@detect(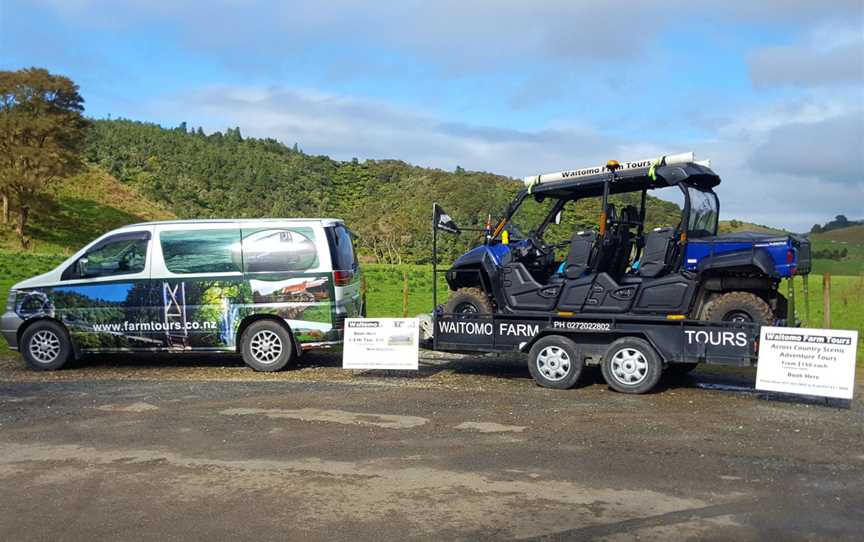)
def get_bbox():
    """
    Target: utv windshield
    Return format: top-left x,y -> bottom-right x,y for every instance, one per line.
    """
687,186 -> 718,238
506,195 -> 559,240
